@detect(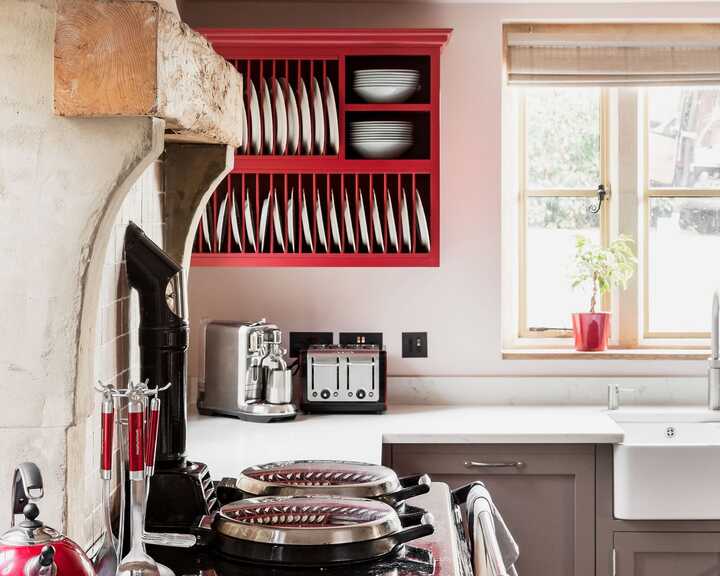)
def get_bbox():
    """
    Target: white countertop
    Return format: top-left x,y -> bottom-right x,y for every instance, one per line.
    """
187,405 -> 624,478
